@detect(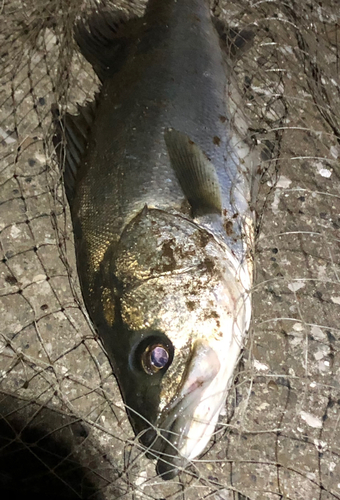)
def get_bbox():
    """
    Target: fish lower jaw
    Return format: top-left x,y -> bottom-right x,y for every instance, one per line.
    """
181,410 -> 222,462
